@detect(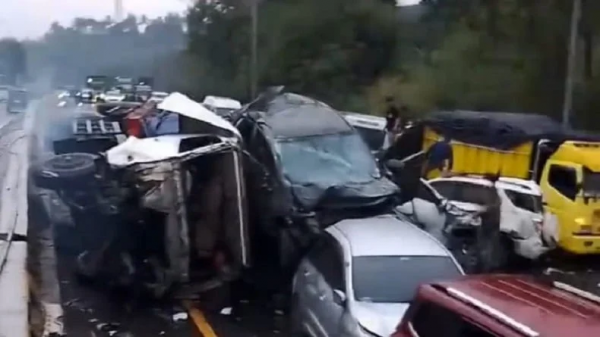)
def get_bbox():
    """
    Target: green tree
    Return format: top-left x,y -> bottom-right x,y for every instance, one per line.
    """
0,38 -> 26,85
